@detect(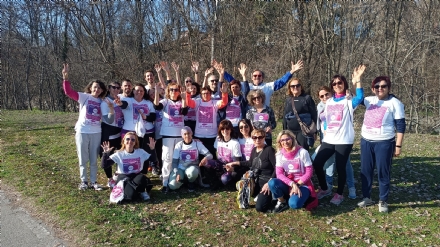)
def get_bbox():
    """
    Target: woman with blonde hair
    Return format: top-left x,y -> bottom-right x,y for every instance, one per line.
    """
268,130 -> 318,212
246,89 -> 276,146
